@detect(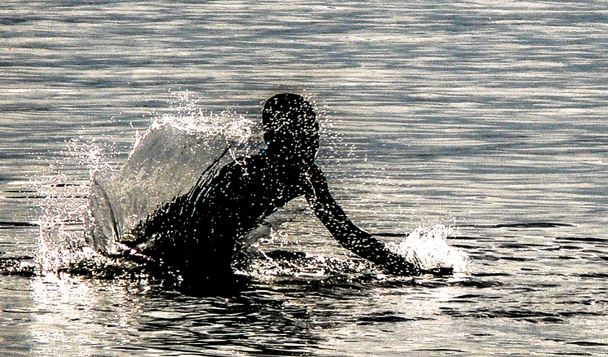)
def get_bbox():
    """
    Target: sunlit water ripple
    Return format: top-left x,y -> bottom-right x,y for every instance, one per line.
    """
1,1 -> 607,356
